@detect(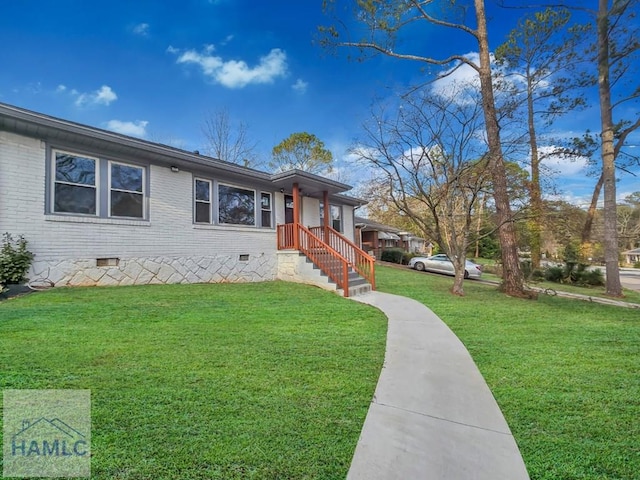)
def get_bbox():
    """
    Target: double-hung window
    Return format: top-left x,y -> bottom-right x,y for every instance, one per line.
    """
319,202 -> 343,232
53,152 -> 98,215
110,162 -> 144,218
260,193 -> 272,228
51,149 -> 147,219
194,179 -> 212,223
331,205 -> 342,232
